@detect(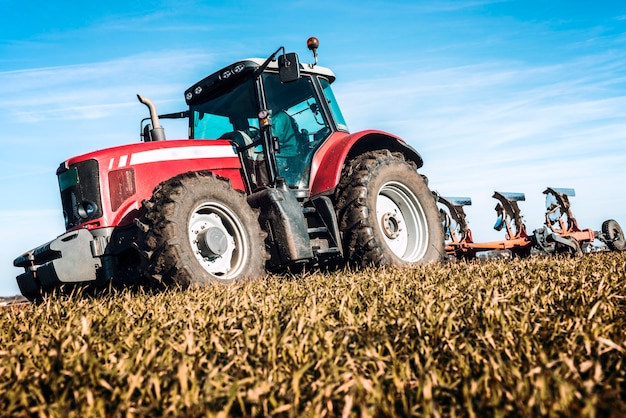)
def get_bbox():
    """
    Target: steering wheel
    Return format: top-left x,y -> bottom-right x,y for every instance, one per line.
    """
246,126 -> 260,141
313,127 -> 331,143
